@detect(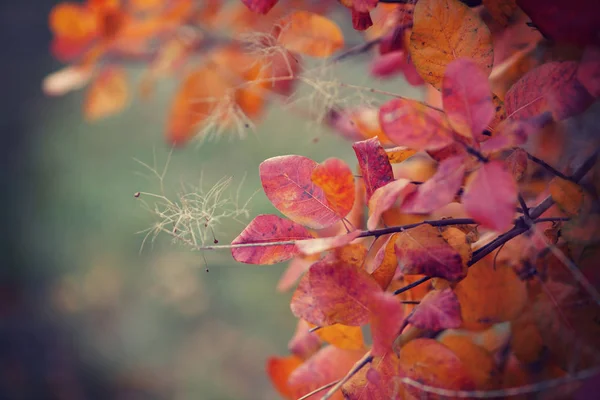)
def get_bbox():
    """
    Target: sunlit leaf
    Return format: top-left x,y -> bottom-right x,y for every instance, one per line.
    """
369,233 -> 400,290
267,354 -> 303,399
84,67 -> 129,121
43,65 -> 94,97
408,288 -> 461,331
311,157 -> 355,218
311,323 -> 365,351
409,0 -> 493,89
276,11 -> 344,57
462,161 -> 517,232
260,155 -> 344,229
379,98 -> 454,151
442,58 -> 494,139
296,230 -> 361,255
231,214 -> 312,264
